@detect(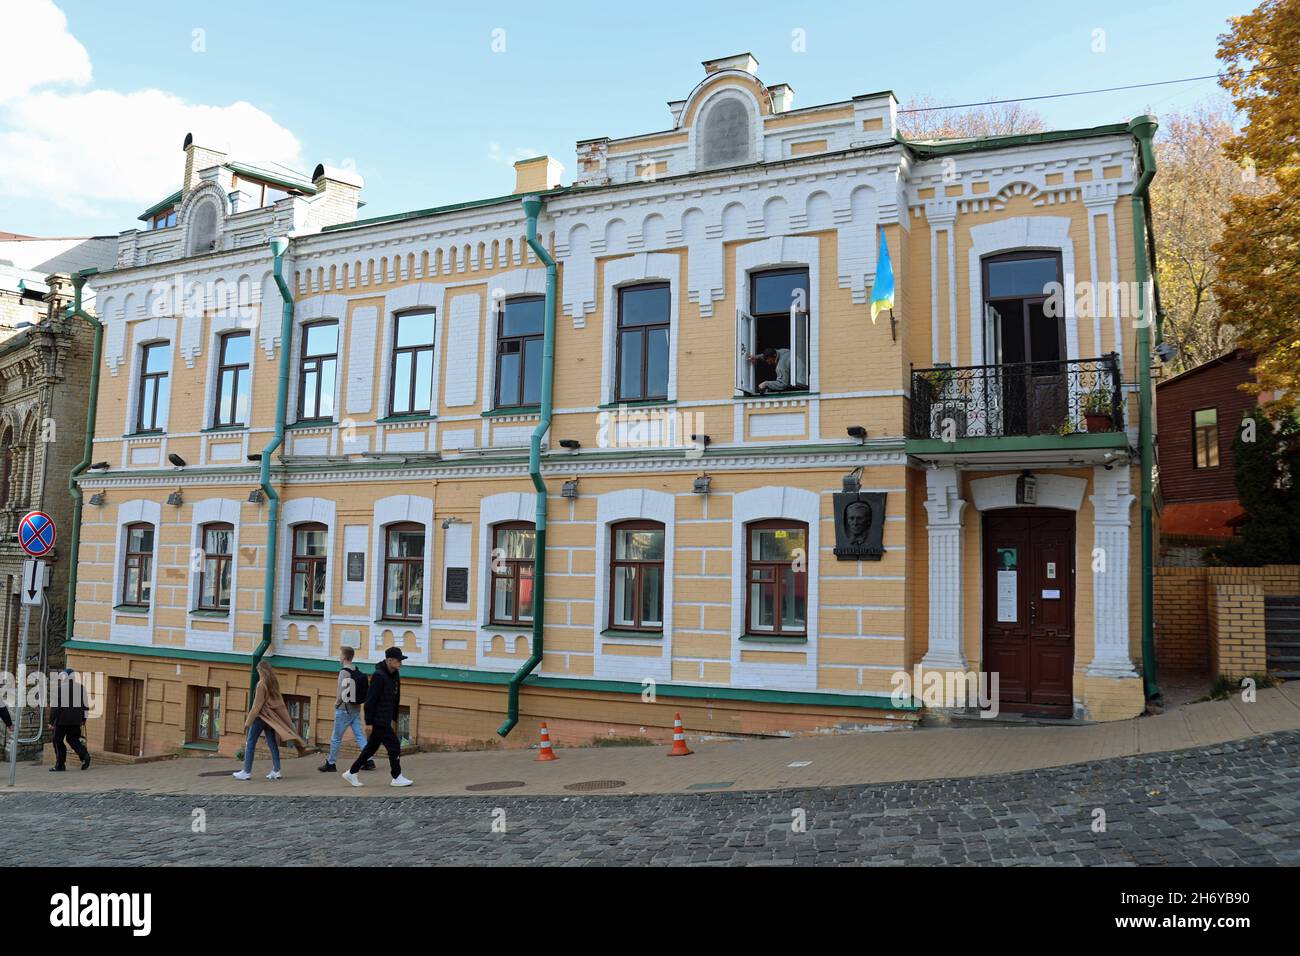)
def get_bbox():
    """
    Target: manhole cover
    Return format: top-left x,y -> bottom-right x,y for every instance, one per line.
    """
465,780 -> 527,792
563,779 -> 626,792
